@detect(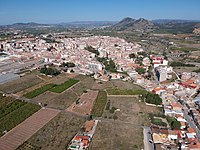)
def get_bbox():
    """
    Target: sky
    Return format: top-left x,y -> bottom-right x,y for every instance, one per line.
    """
0,0 -> 200,25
